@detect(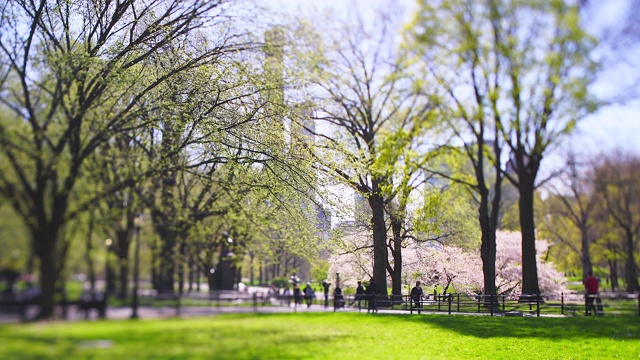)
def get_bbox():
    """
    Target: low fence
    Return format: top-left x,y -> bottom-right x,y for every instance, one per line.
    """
136,290 -> 639,318
1,290 -> 638,321
350,292 -> 640,317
